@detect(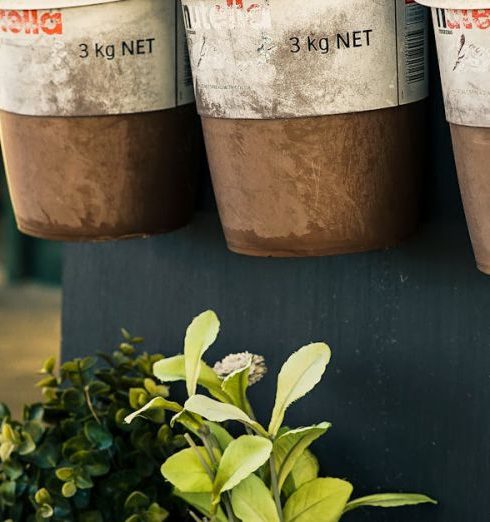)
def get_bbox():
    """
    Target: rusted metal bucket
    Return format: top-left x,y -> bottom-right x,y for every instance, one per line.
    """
418,0 -> 490,273
0,0 -> 198,241
183,0 -> 429,257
